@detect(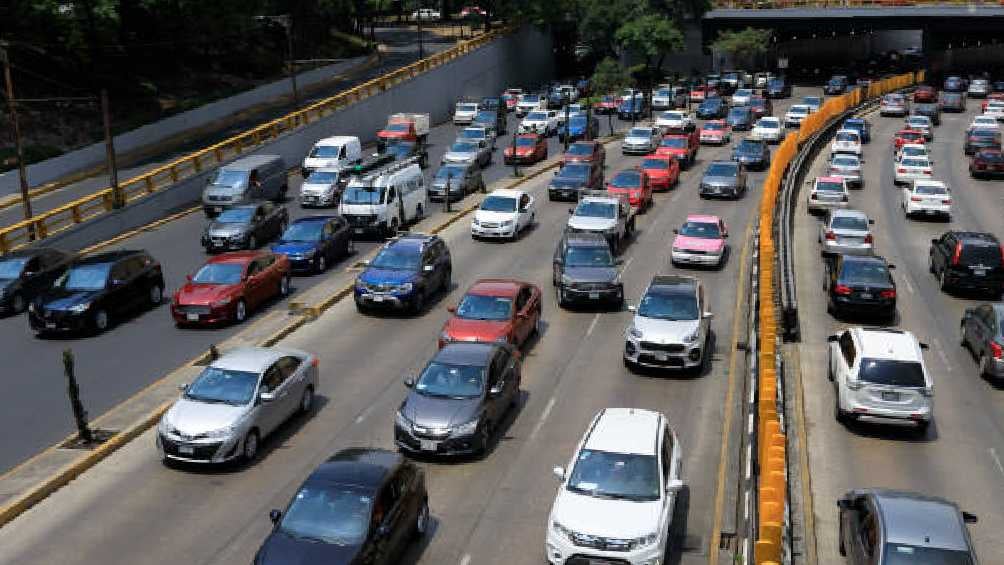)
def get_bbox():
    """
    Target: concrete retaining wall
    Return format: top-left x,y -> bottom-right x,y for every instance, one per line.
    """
36,25 -> 554,253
